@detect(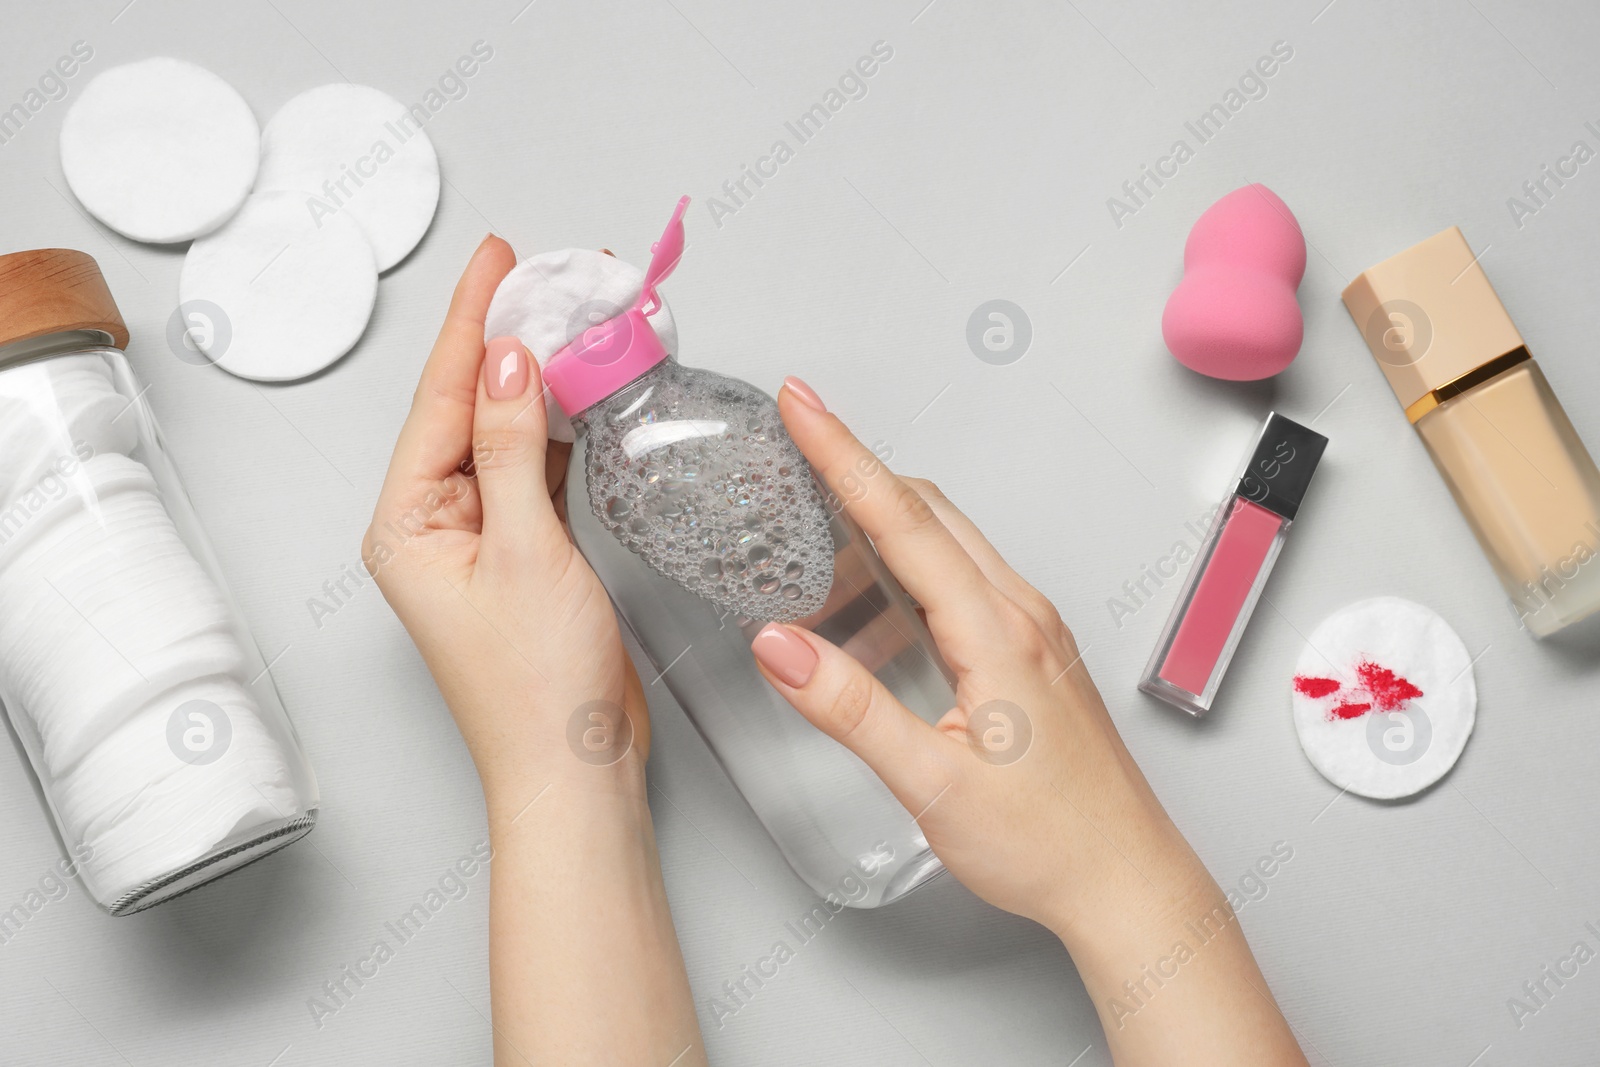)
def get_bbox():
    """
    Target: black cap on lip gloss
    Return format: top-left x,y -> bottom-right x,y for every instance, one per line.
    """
1236,412 -> 1327,522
